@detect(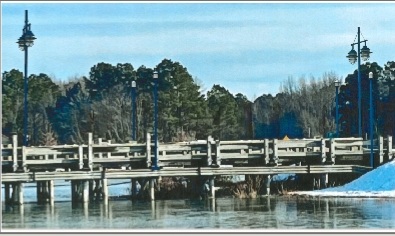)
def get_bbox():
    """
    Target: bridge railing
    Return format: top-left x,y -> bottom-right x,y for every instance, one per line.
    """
2,133 -> 393,173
